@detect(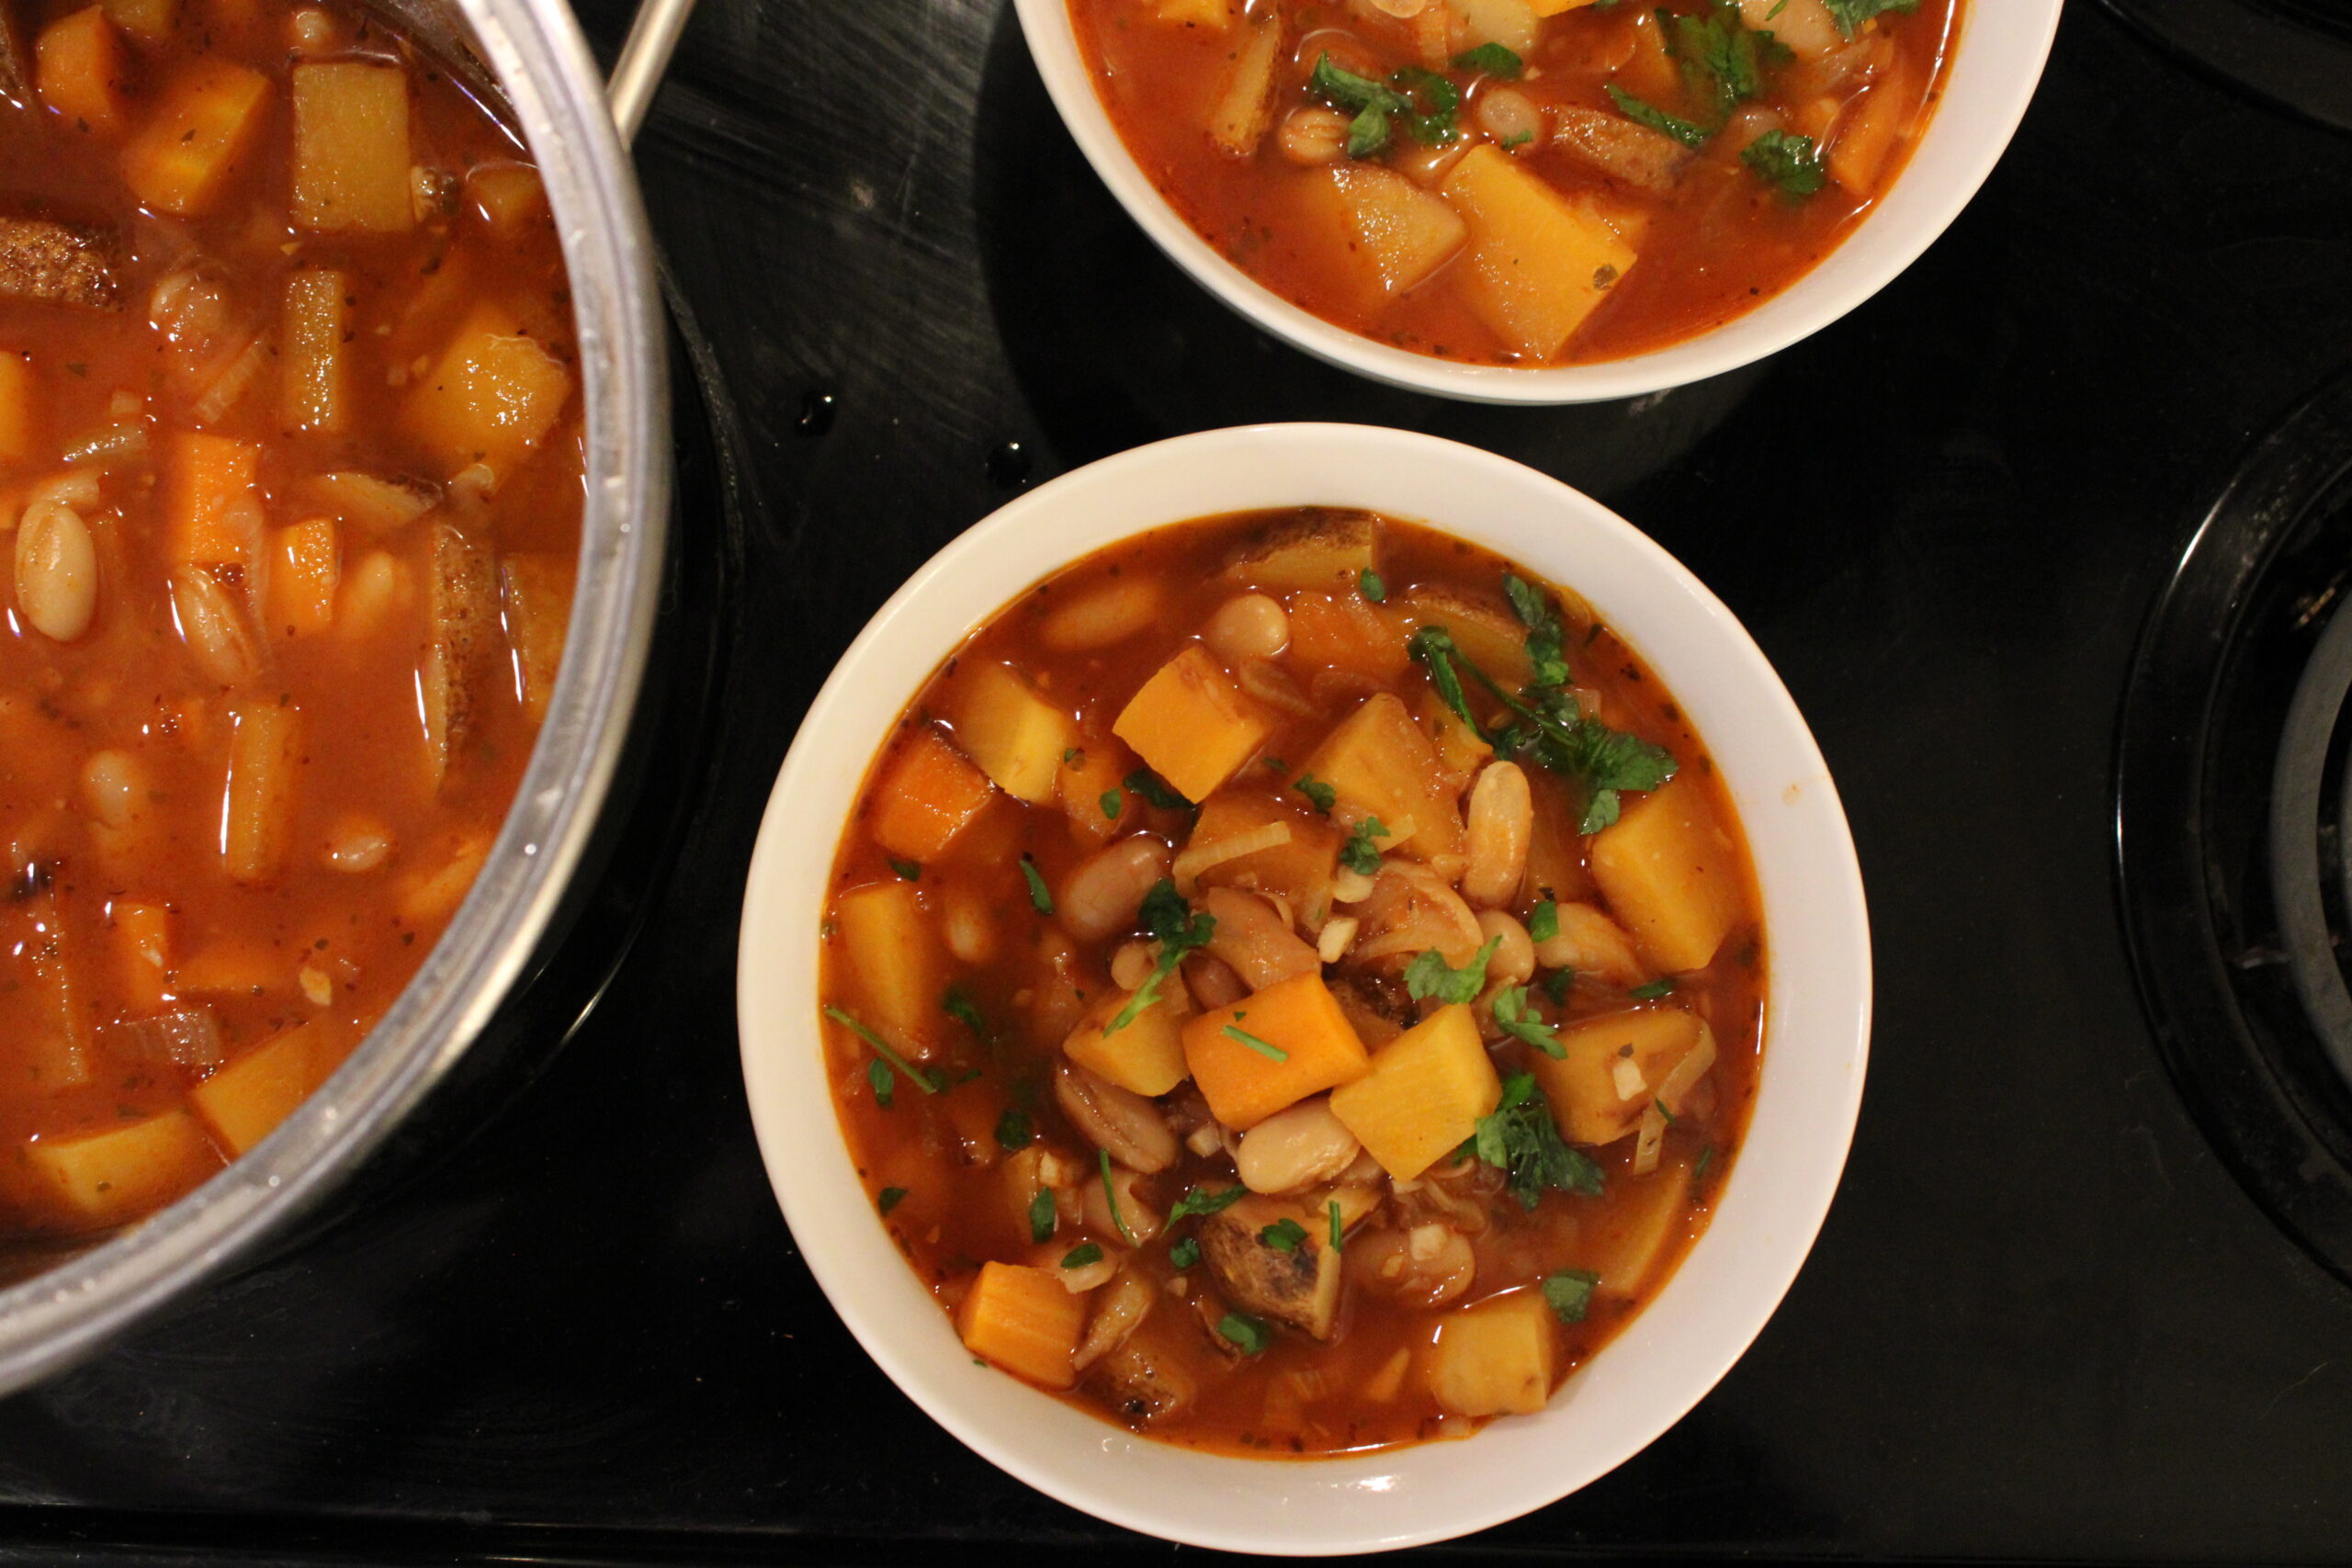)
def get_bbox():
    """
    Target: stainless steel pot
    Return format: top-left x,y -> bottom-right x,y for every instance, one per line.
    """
0,0 -> 686,1393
